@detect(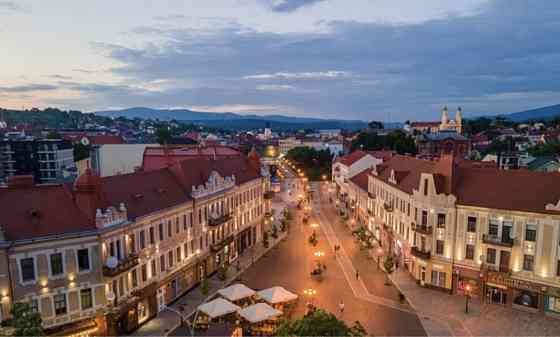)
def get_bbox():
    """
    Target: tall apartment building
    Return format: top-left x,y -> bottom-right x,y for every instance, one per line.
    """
0,151 -> 269,336
0,138 -> 75,183
340,153 -> 560,317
